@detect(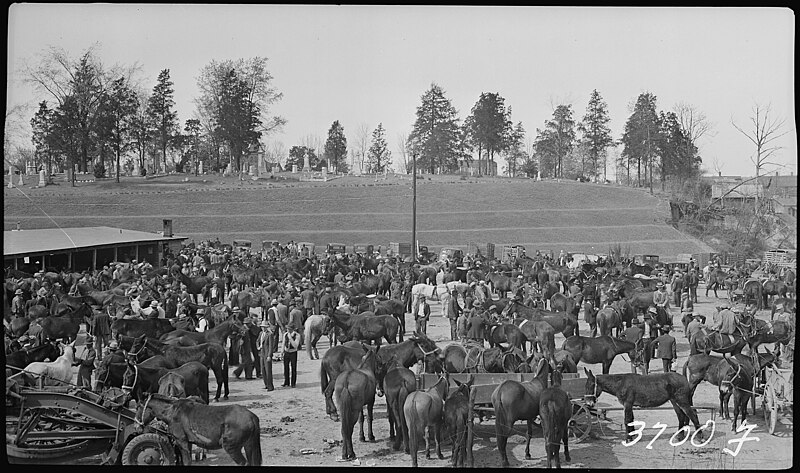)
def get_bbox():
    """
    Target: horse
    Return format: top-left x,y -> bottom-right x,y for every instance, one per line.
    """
334,348 -> 380,461
682,353 -> 745,421
112,318 -> 176,340
127,335 -> 230,402
705,269 -> 733,298
747,319 -> 793,358
539,369 -> 572,469
403,373 -> 449,467
596,303 -> 624,337
158,371 -> 188,398
122,359 -> 209,404
22,343 -> 75,387
491,358 -> 551,468
304,314 -> 332,360
721,358 -> 754,432
159,316 -> 244,347
512,317 -> 557,367
584,368 -> 703,442
39,303 -> 94,343
440,343 -> 521,373
443,375 -> 474,468
503,300 -> 578,338
485,322 -> 528,354
561,335 -> 636,374
383,363 -> 417,453
762,280 -> 788,308
740,279 -> 764,310
689,329 -> 747,357
487,272 -> 517,298
6,340 -> 61,371
94,358 -> 128,392
373,299 -> 407,341
136,393 -> 261,466
328,310 -> 399,348
172,269 -> 213,303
